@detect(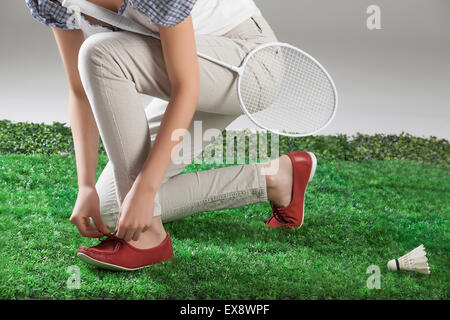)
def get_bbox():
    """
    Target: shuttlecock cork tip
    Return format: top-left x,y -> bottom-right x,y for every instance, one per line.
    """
387,259 -> 398,271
